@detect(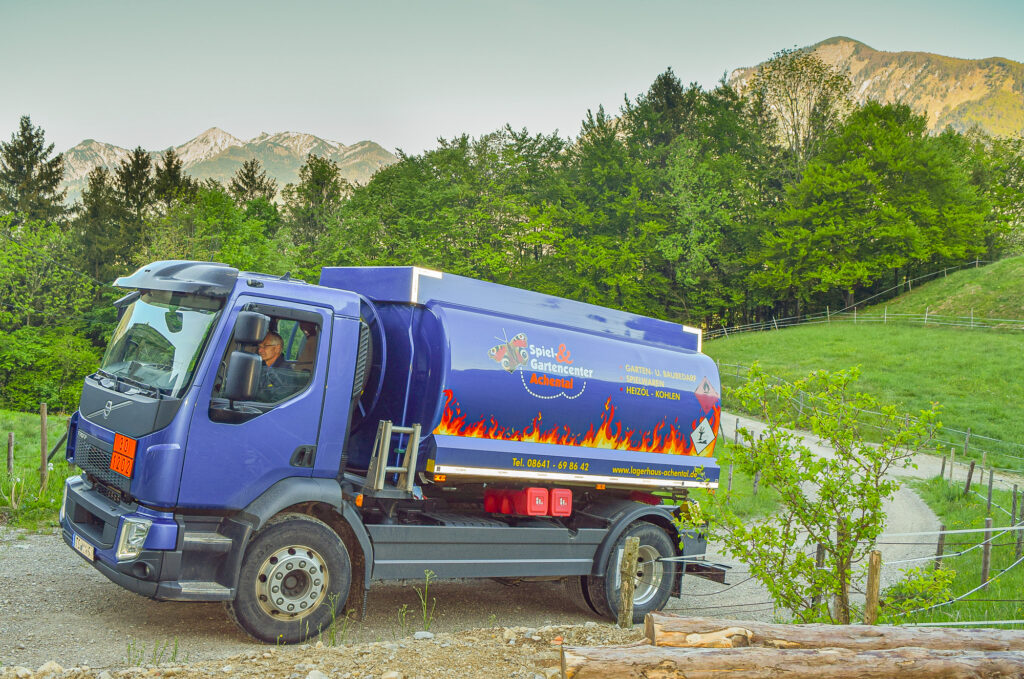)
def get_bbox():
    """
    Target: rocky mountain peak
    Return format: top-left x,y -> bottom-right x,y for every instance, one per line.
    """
58,129 -> 398,204
174,127 -> 246,166
729,36 -> 1024,138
